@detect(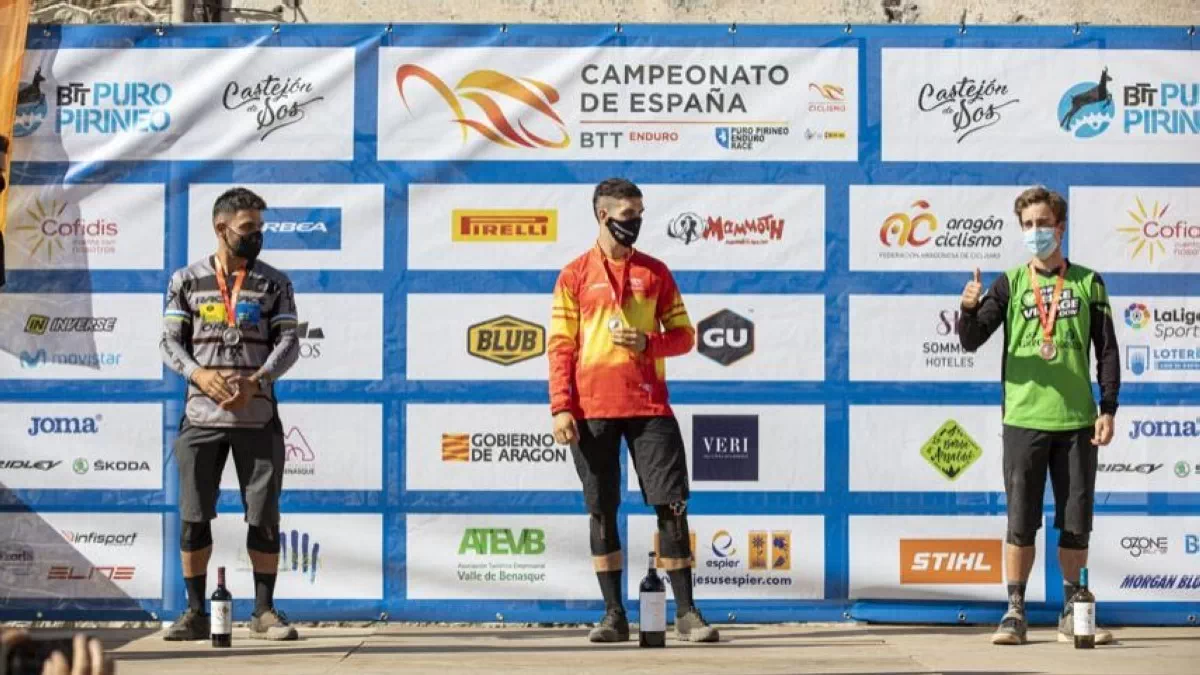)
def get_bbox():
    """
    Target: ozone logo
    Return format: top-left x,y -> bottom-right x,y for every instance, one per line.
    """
1125,303 -> 1151,330
1058,67 -> 1115,139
